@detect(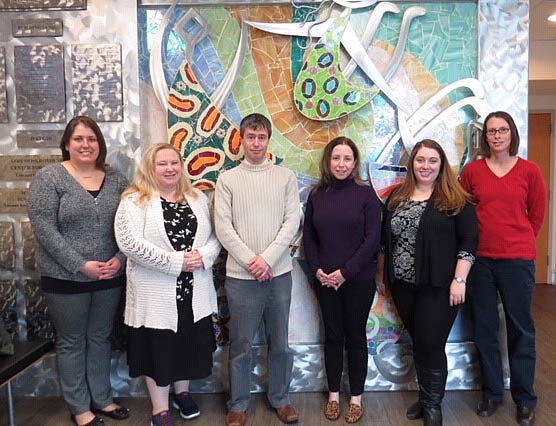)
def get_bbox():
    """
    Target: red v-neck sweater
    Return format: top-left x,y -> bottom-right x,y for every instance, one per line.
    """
460,157 -> 546,260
